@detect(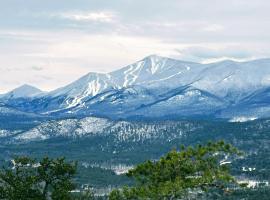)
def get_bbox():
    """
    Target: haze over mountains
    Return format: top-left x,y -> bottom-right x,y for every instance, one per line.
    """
2,55 -> 270,120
